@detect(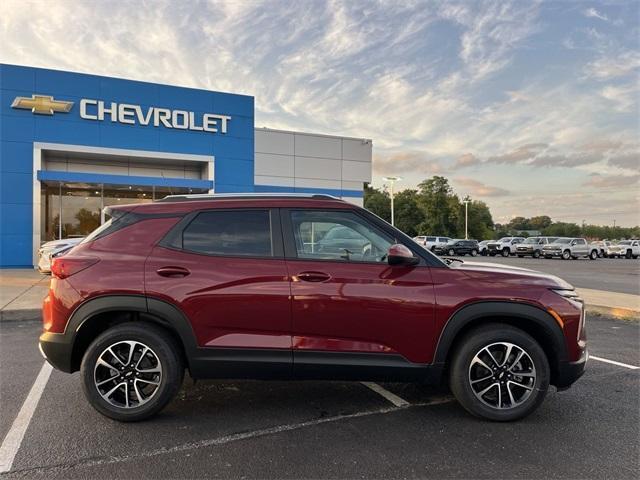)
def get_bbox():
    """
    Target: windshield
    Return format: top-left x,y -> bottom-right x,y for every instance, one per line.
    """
523,237 -> 539,244
618,240 -> 631,245
555,238 -> 572,244
497,237 -> 512,242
